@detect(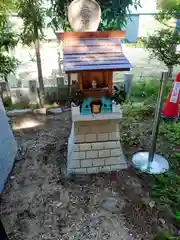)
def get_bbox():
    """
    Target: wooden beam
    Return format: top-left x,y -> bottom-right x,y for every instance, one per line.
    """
78,73 -> 83,91
64,59 -> 129,67
108,71 -> 113,96
56,31 -> 126,41
64,45 -> 122,54
63,38 -> 121,47
64,63 -> 131,72
65,68 -> 131,73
